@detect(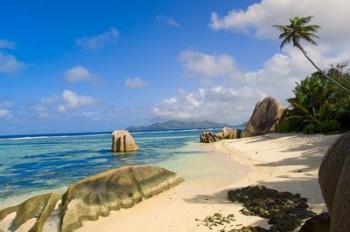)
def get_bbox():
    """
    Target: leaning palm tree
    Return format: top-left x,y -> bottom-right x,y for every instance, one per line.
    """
274,16 -> 350,92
